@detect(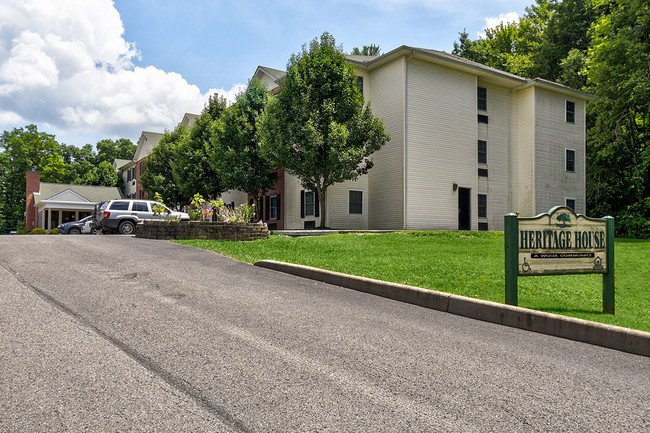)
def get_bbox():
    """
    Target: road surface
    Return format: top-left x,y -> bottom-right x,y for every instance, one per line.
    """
1,235 -> 648,432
